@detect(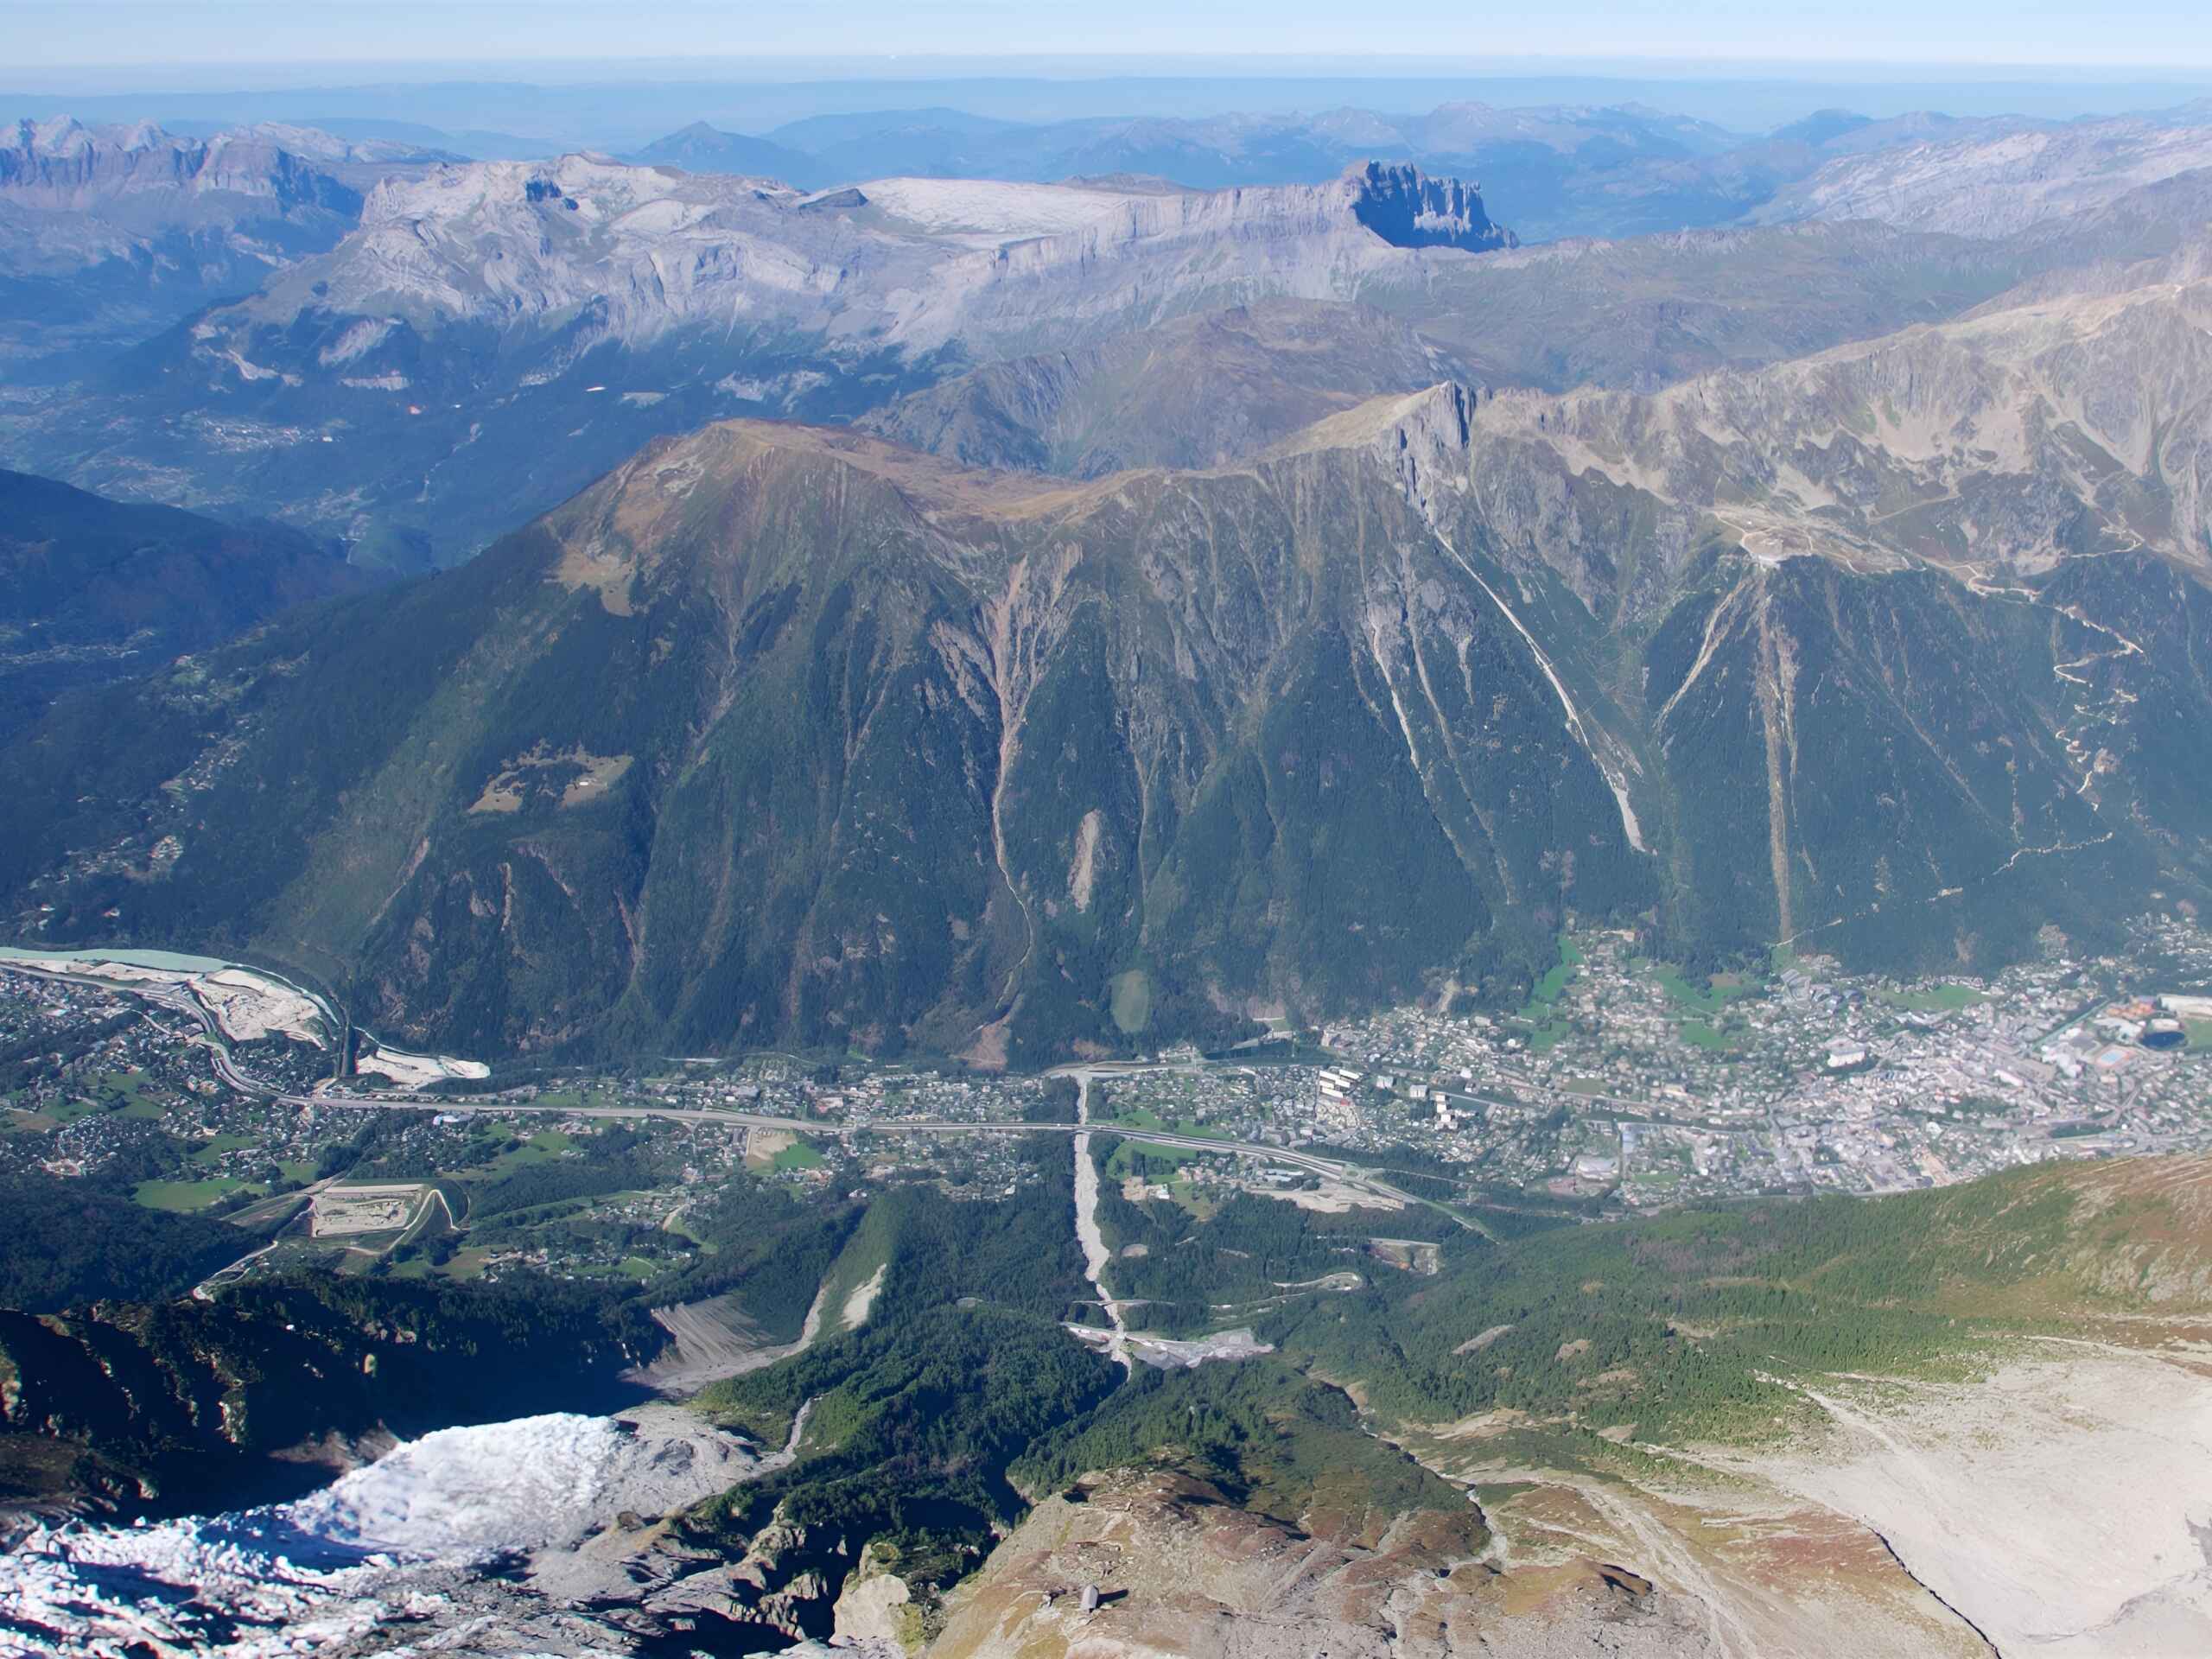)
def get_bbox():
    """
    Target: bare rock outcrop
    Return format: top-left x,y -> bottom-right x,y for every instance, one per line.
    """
928,1469 -> 1707,1659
